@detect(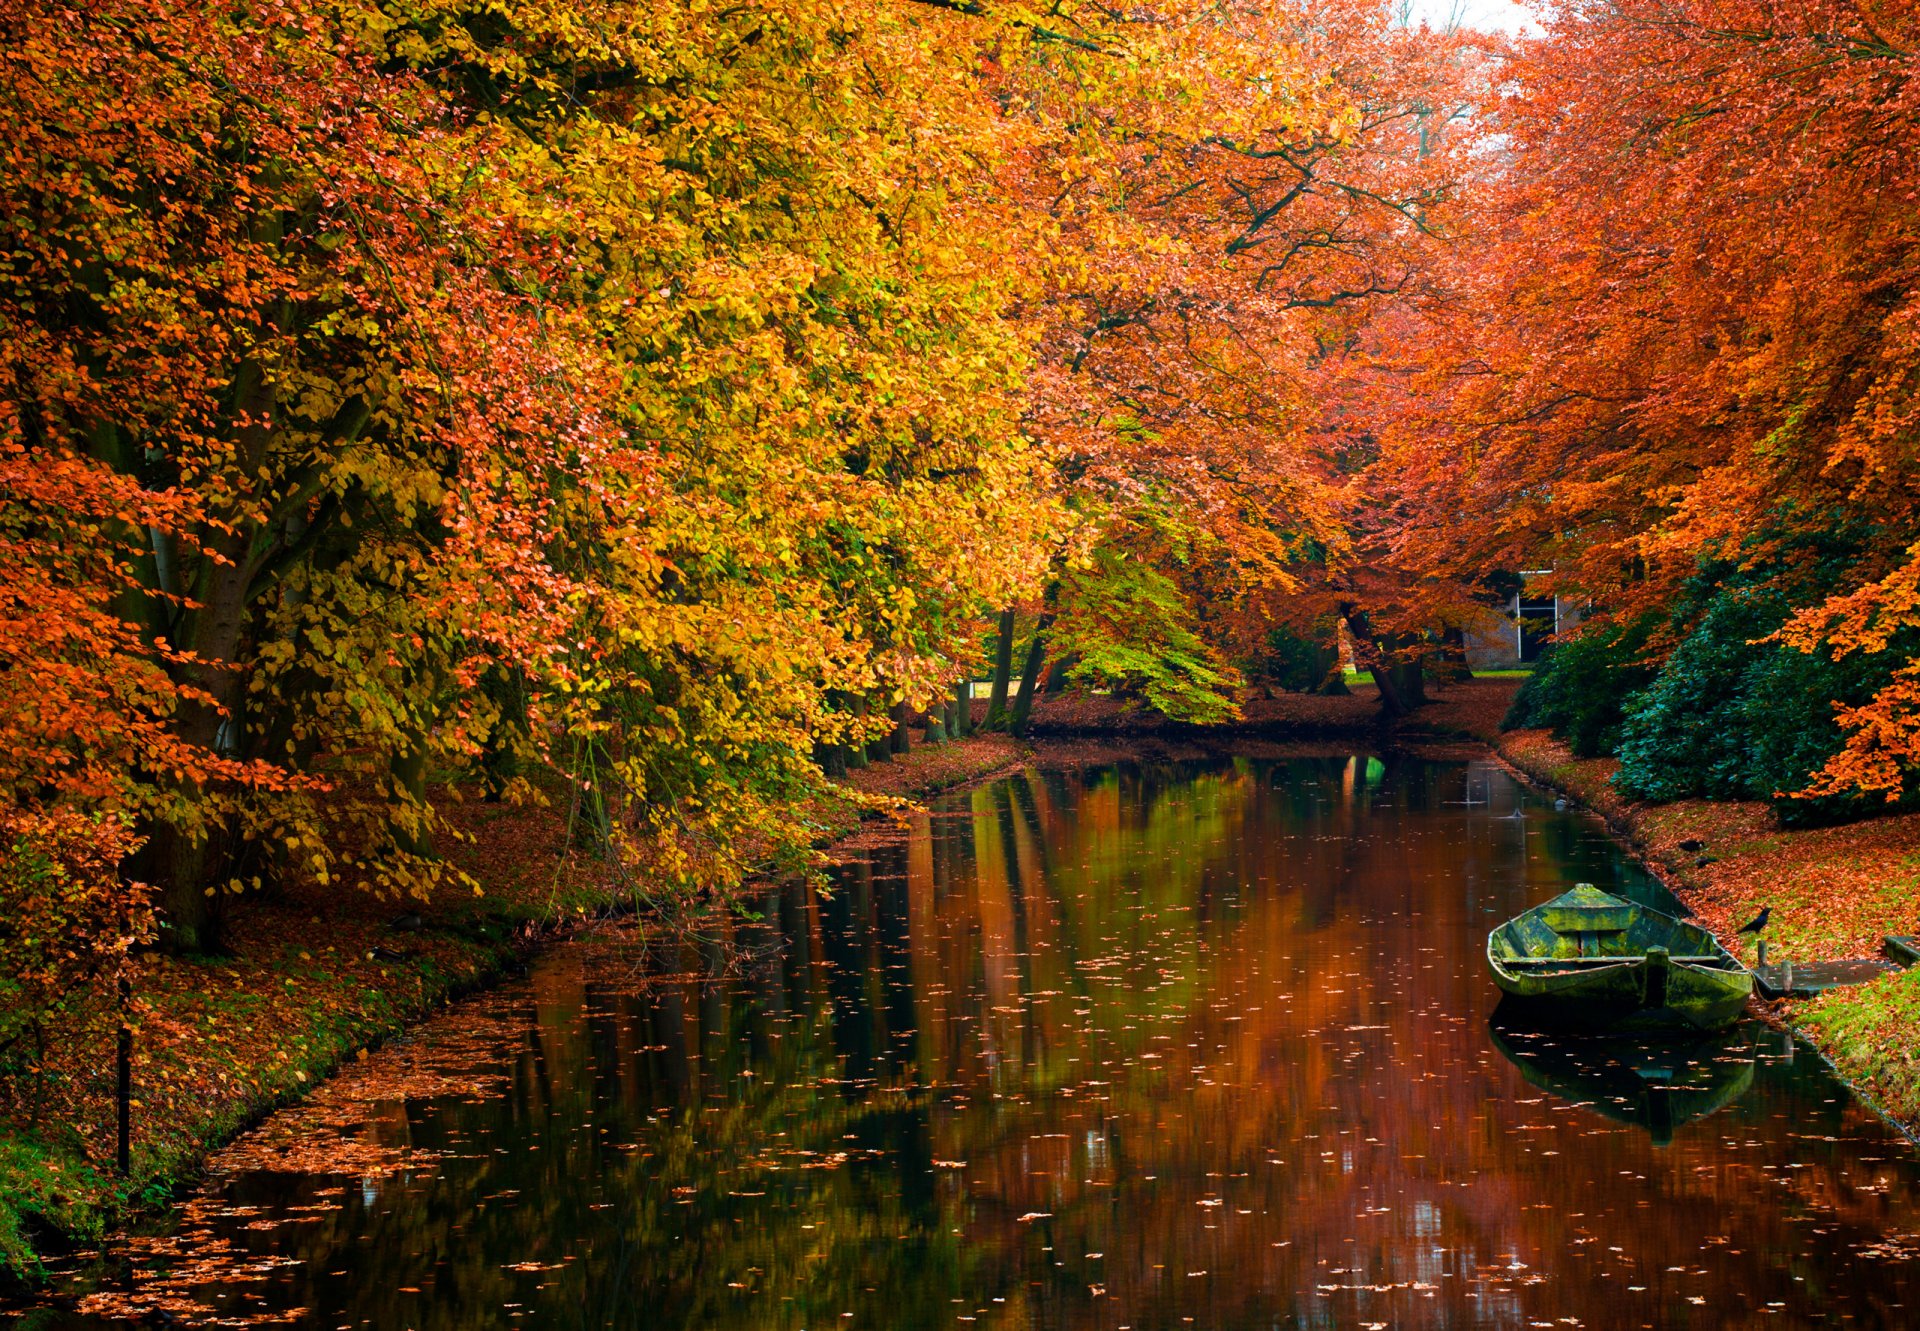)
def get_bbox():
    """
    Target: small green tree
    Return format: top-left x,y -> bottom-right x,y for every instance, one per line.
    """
1052,548 -> 1241,724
